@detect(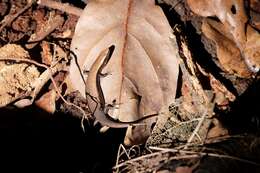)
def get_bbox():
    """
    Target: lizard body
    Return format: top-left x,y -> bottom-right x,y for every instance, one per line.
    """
85,45 -> 158,128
